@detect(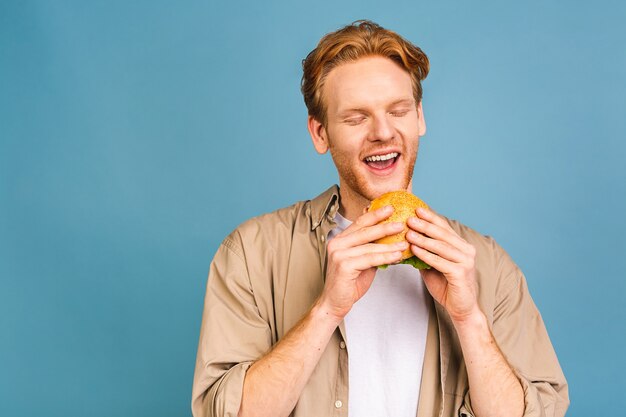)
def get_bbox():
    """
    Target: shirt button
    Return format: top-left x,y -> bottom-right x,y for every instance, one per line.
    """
335,400 -> 343,409
321,235 -> 326,242
339,341 -> 346,349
